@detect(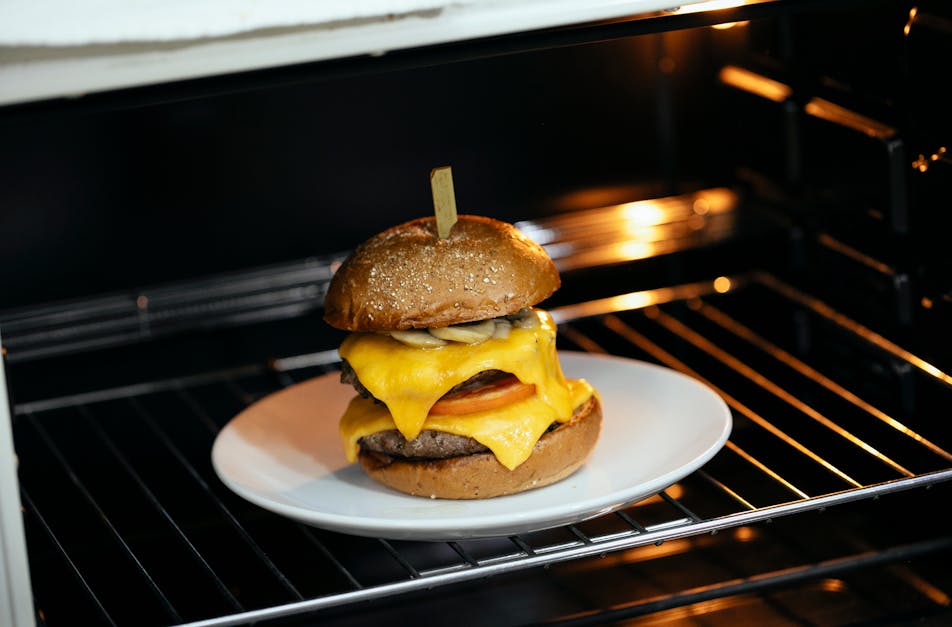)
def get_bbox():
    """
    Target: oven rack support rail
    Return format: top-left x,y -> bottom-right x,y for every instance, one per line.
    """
7,271 -> 952,627
172,477 -> 952,627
